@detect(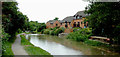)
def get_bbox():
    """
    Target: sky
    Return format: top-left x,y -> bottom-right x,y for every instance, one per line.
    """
16,0 -> 90,23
